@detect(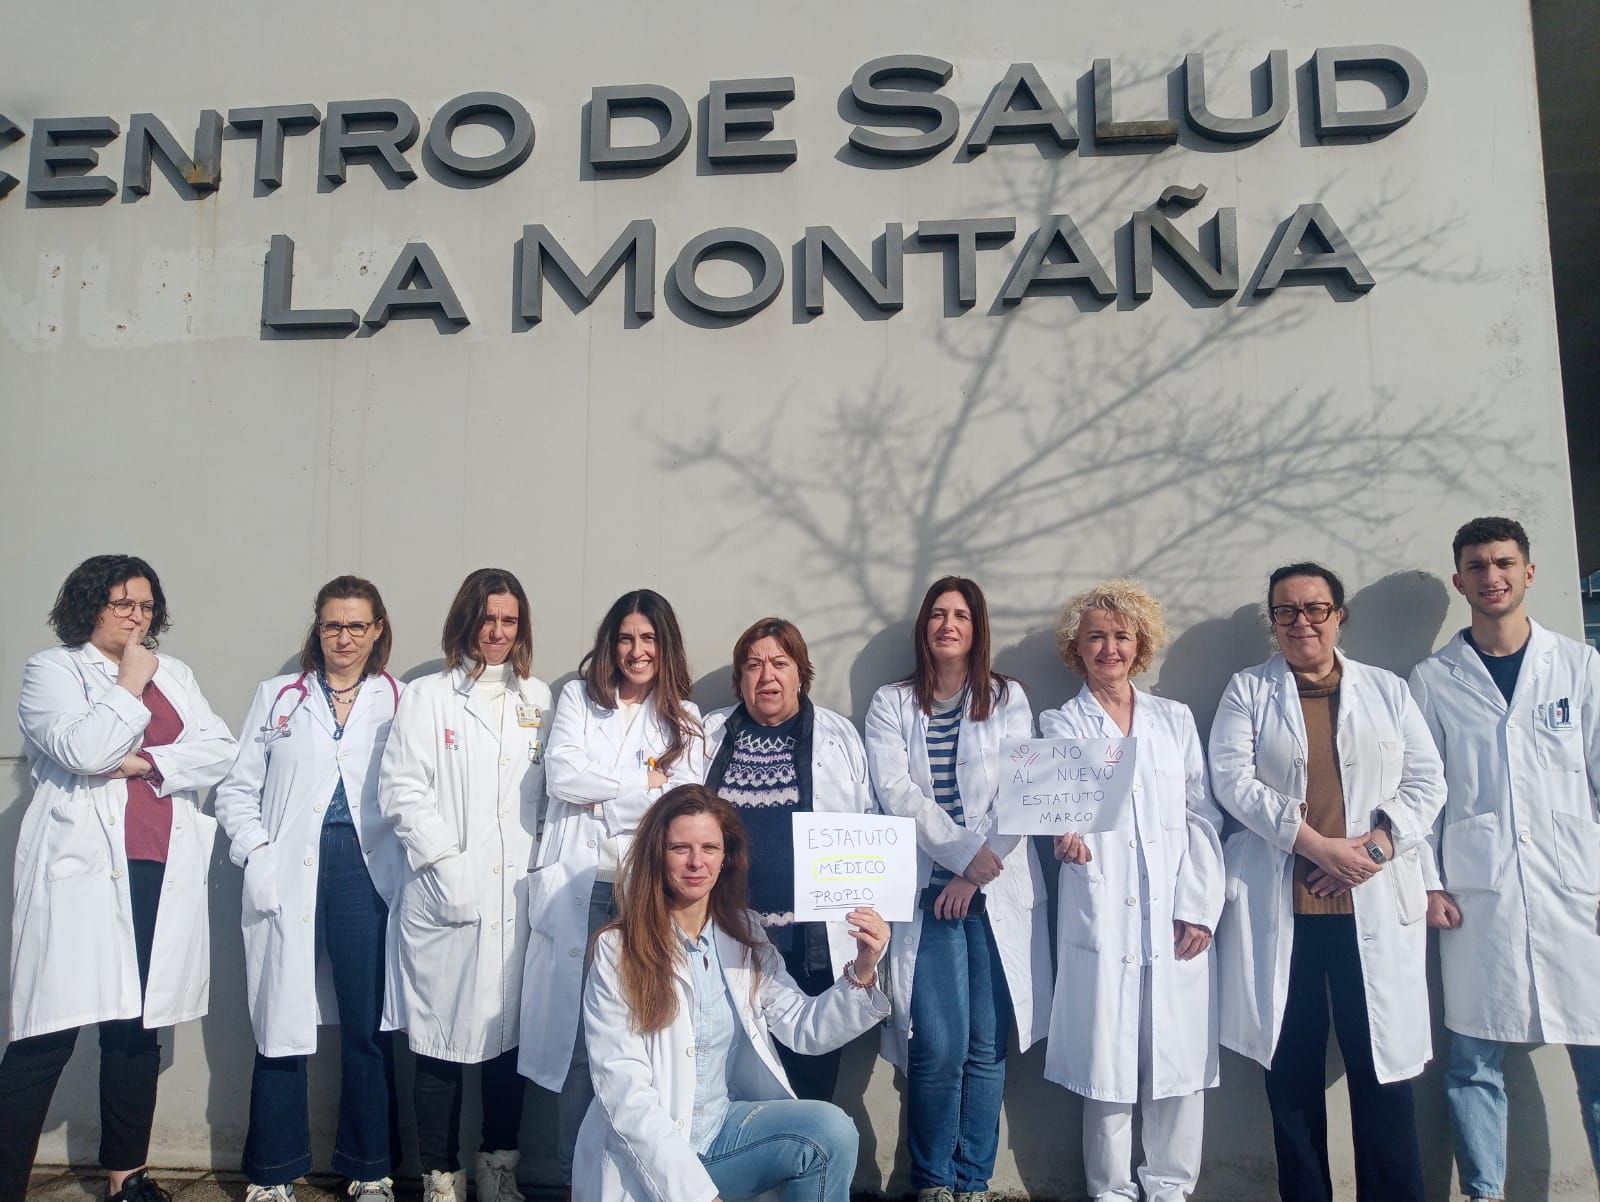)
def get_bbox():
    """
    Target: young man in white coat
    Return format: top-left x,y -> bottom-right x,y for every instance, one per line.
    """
1408,516 -> 1600,1202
